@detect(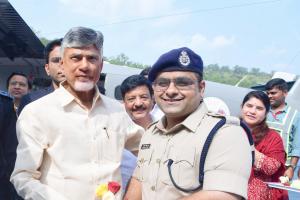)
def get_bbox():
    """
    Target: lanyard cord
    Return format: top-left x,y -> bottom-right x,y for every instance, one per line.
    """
167,118 -> 254,193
